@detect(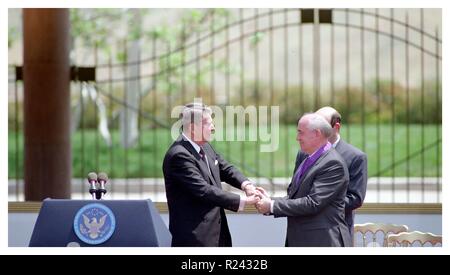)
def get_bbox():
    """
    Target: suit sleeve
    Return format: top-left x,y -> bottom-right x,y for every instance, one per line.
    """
167,152 -> 241,212
272,160 -> 347,217
345,153 -> 368,211
214,149 -> 248,190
